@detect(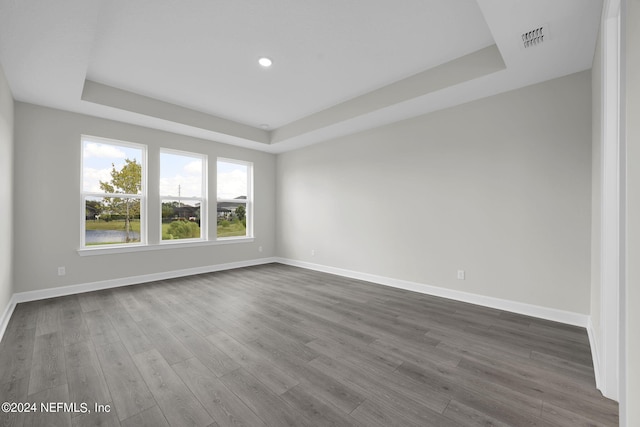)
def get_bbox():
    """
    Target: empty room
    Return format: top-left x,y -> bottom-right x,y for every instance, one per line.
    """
0,0 -> 637,426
